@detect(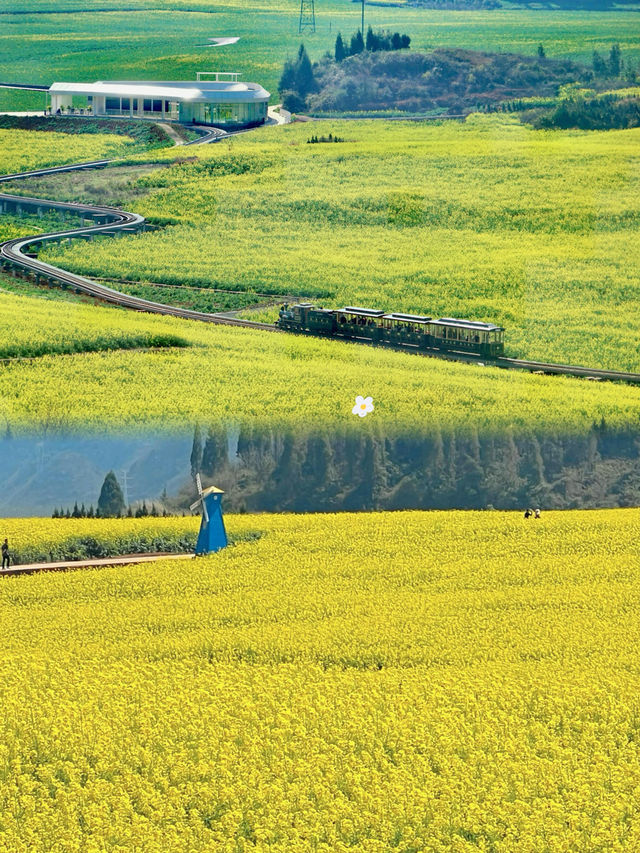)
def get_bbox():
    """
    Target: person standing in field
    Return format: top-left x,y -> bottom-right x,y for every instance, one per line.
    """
1,538 -> 9,569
